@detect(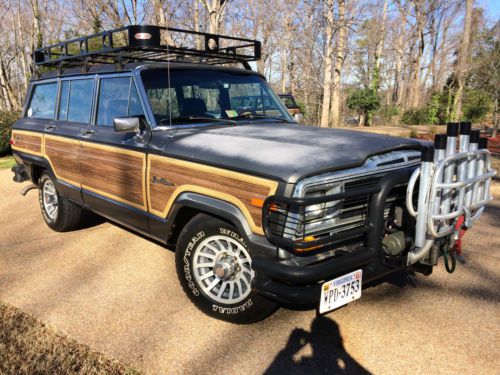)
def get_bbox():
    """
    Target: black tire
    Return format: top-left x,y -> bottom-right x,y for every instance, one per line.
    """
175,214 -> 278,324
38,173 -> 84,232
